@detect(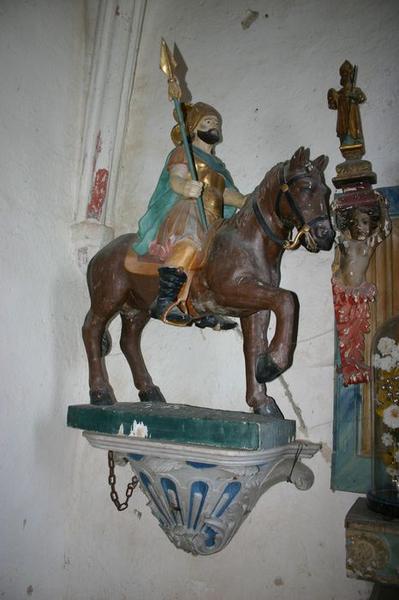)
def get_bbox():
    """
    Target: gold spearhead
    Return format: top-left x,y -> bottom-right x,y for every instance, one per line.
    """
160,38 -> 181,101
